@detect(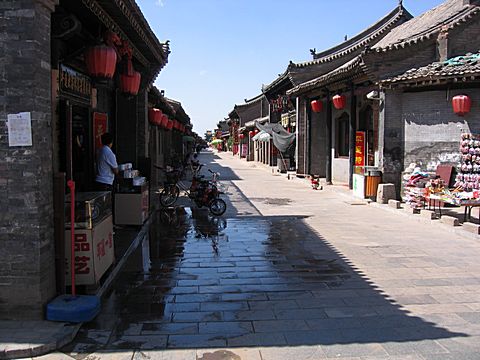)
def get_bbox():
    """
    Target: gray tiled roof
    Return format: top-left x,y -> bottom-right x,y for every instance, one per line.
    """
380,53 -> 480,85
372,0 -> 480,52
262,4 -> 410,95
305,5 -> 411,65
287,56 -> 364,96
